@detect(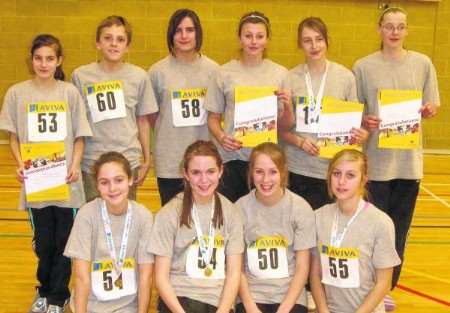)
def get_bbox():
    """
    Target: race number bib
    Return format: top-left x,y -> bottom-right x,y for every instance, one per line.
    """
247,236 -> 289,279
91,258 -> 137,301
85,80 -> 127,123
186,235 -> 225,279
171,88 -> 207,127
295,96 -> 319,133
27,102 -> 67,142
320,244 -> 360,288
